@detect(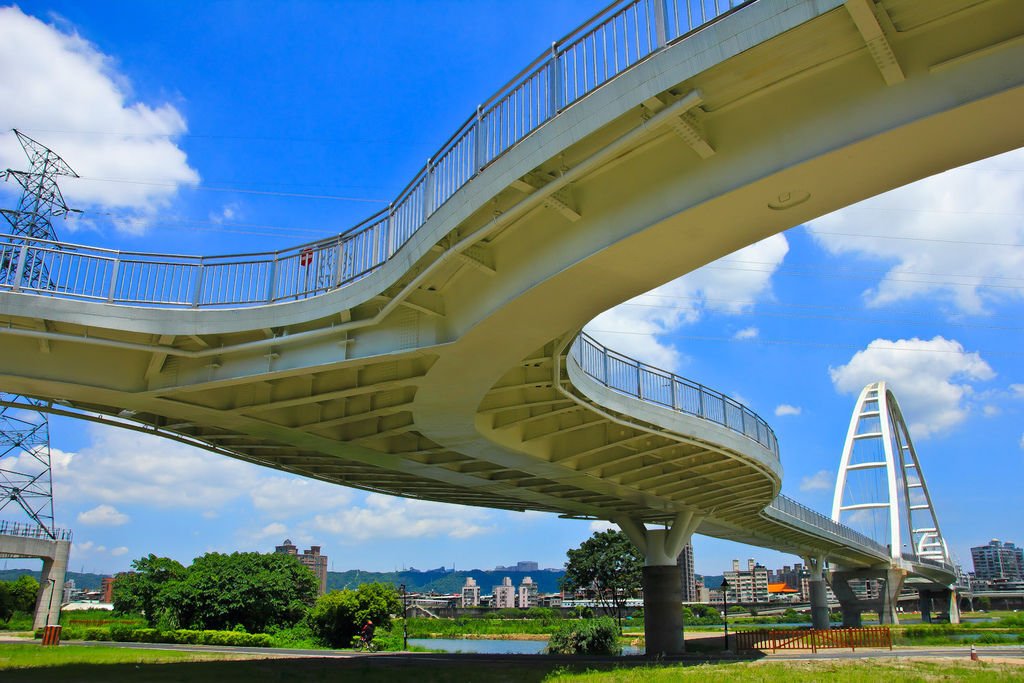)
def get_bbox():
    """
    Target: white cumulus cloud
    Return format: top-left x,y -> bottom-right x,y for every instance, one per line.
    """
0,6 -> 199,233
829,336 -> 995,439
52,425 -> 262,510
734,327 -> 759,340
588,520 -> 616,533
76,504 -> 129,526
586,234 -> 788,371
312,493 -> 493,542
775,404 -> 801,417
799,470 -> 834,492
110,546 -> 129,556
806,148 -> 1024,314
249,477 -> 352,519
